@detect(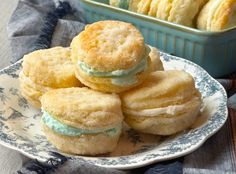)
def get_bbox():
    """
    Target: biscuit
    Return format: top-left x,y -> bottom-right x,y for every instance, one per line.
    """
71,20 -> 154,93
169,0 -> 208,27
19,72 -> 52,108
156,0 -> 208,27
110,0 -> 120,7
137,0 -> 153,14
120,70 -> 202,135
42,124 -> 121,155
129,0 -> 142,12
20,47 -> 82,108
41,87 -> 123,155
156,0 -> 172,21
22,47 -> 80,88
149,46 -> 164,72
197,0 -> 236,31
148,0 -> 161,16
